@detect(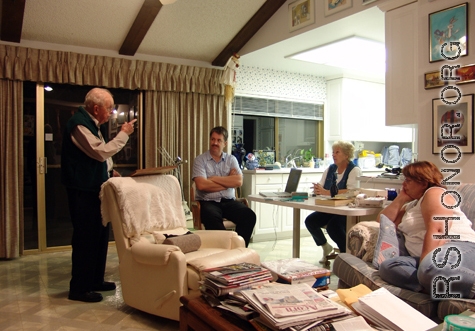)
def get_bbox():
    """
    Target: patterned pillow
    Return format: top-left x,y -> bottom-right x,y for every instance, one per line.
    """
372,215 -> 408,269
